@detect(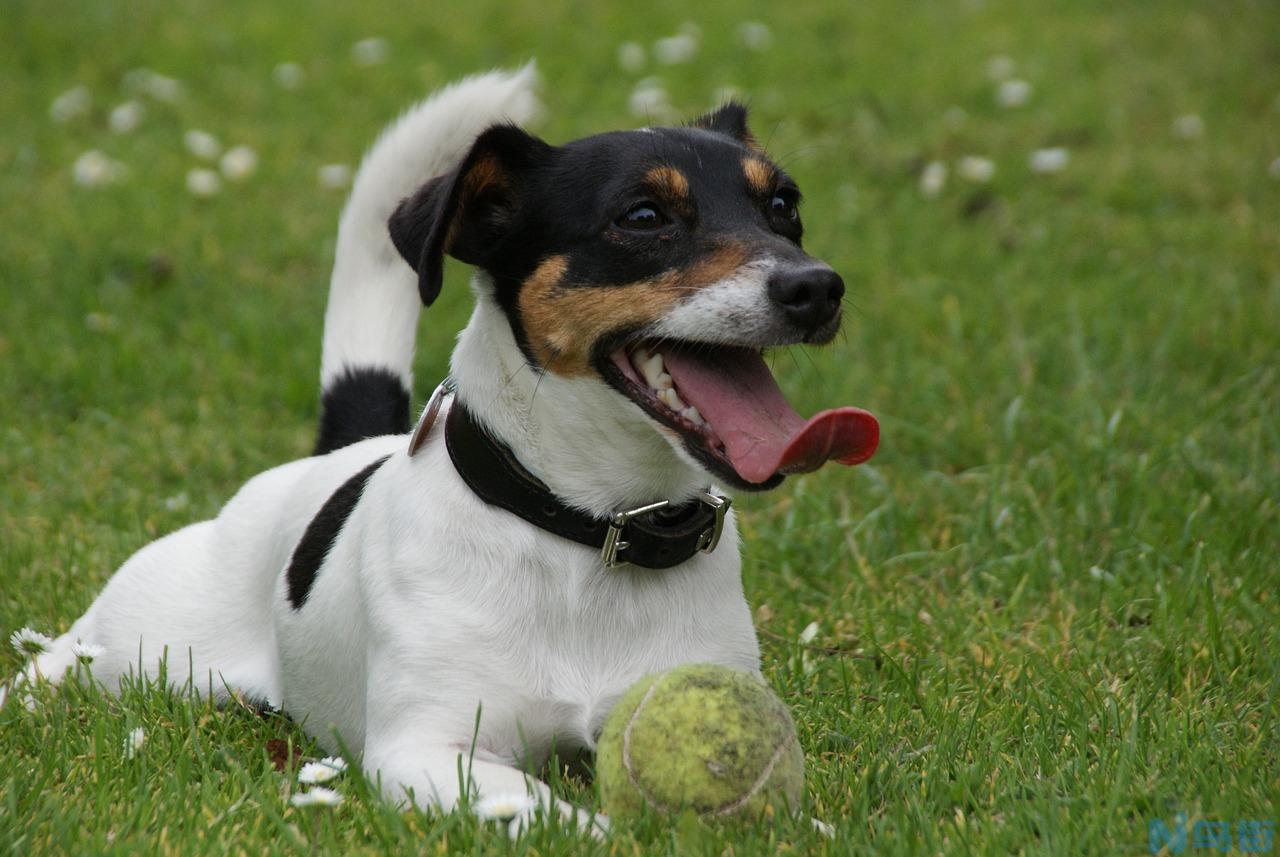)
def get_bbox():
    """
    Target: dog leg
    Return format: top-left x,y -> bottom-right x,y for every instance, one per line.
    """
362,738 -> 607,836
